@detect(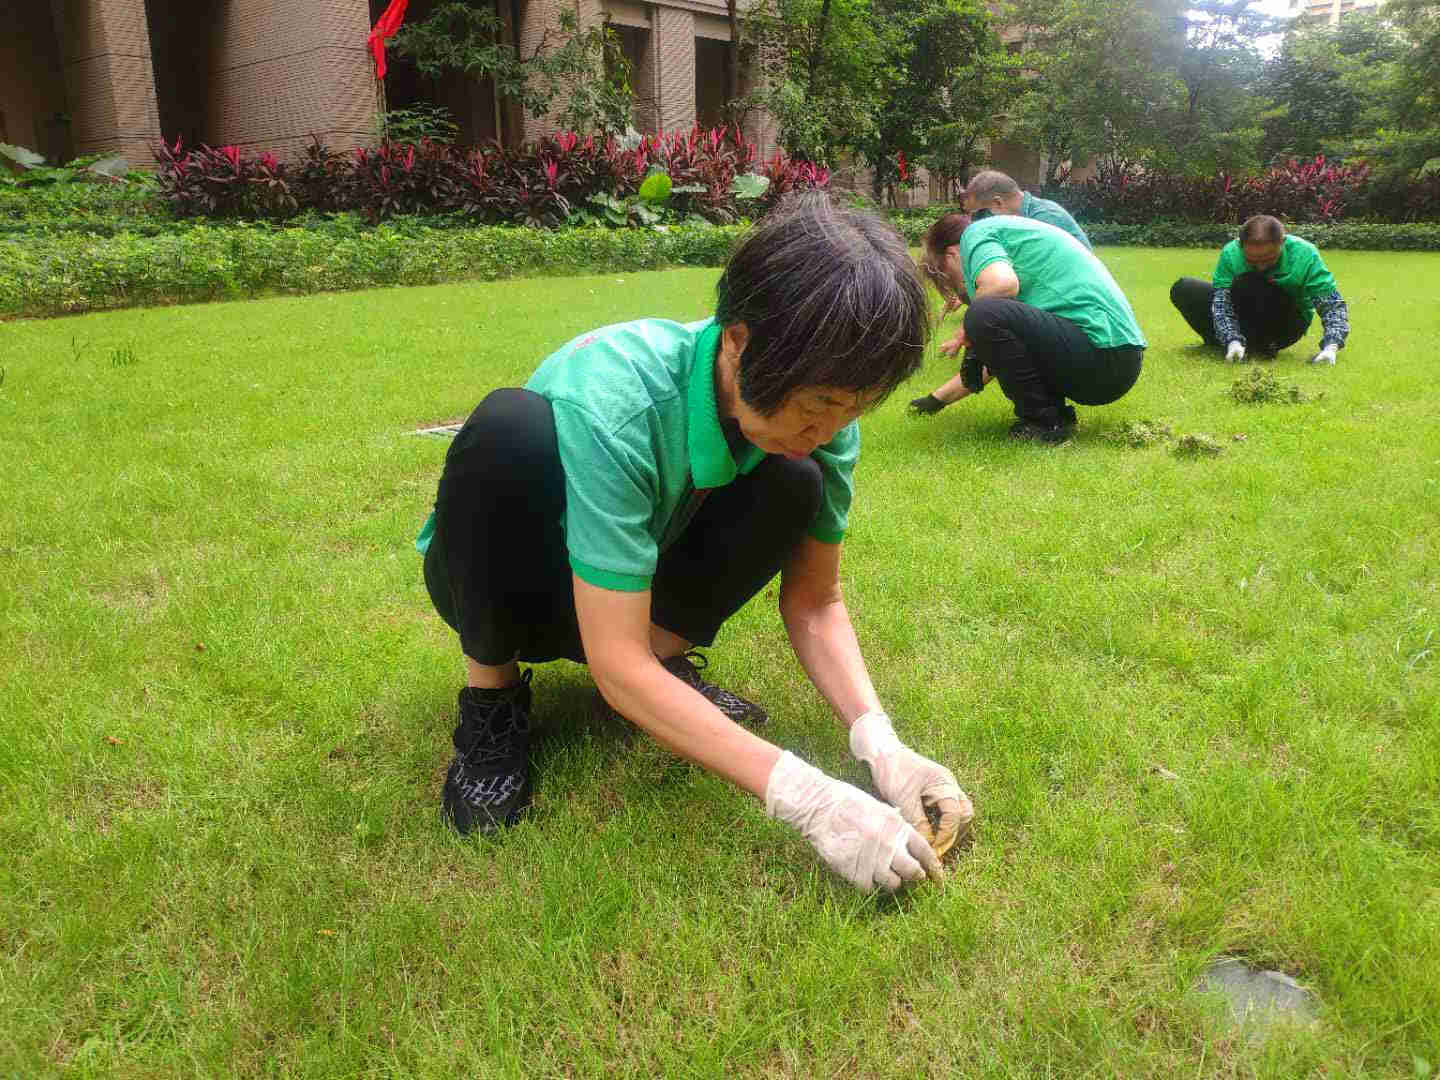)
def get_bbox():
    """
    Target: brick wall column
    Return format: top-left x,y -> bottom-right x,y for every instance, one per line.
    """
653,7 -> 694,133
52,0 -> 163,165
207,0 -> 376,160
